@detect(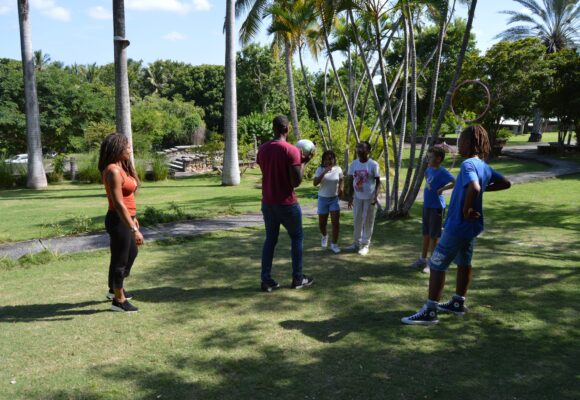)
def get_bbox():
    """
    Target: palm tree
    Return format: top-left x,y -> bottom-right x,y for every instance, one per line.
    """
496,0 -> 580,53
496,0 -> 580,140
112,0 -> 134,161
17,0 -> 47,189
33,50 -> 51,71
267,0 -> 326,143
223,0 -> 241,186
236,0 -> 302,139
